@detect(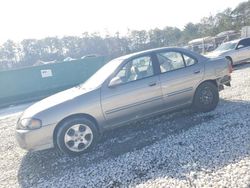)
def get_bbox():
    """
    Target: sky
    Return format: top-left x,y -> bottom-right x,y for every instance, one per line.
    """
0,0 -> 247,44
